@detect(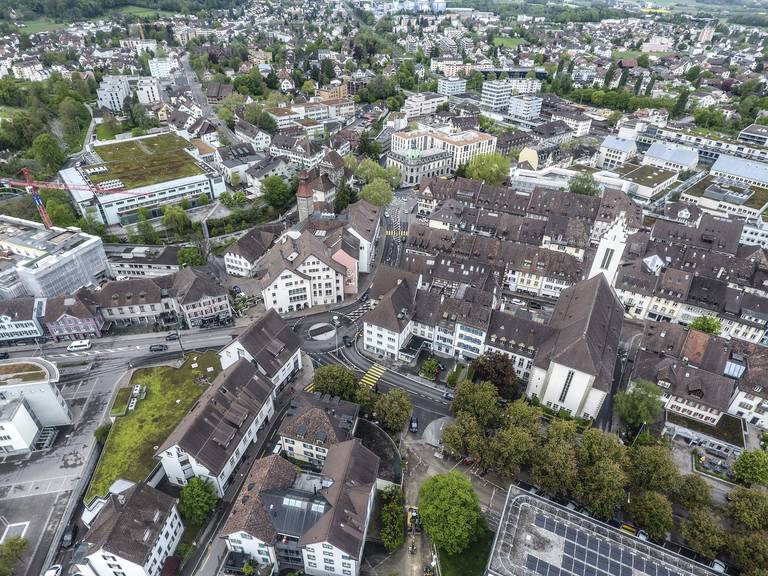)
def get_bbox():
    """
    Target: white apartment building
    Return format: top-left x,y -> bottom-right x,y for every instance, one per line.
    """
710,154 -> 768,189
220,440 -> 378,576
390,129 -> 497,170
74,484 -> 183,576
135,77 -> 161,105
0,215 -> 108,299
0,398 -> 41,455
508,77 -> 542,95
217,308 -> 303,389
0,358 -> 70,426
481,80 -> 513,111
158,359 -> 275,497
551,111 -> 592,137
437,76 -> 467,96
402,92 -> 448,119
598,135 -> 637,169
507,95 -> 542,121
96,75 -> 131,112
257,232 -> 347,313
148,57 -> 179,79
0,297 -> 44,343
